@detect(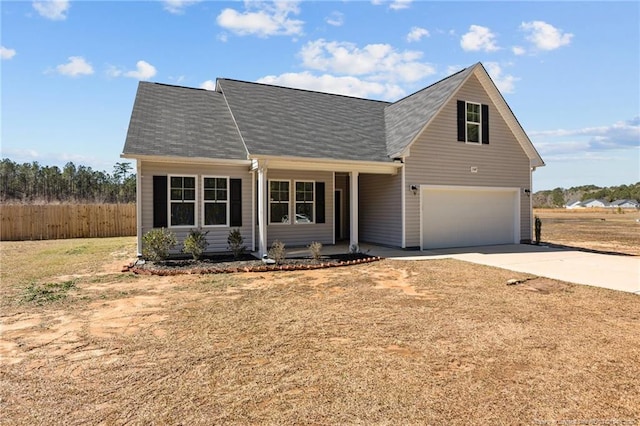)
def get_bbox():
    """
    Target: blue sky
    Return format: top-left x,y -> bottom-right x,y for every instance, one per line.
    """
1,0 -> 638,191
